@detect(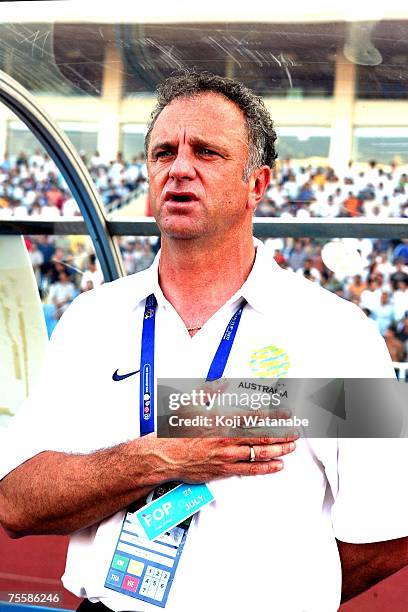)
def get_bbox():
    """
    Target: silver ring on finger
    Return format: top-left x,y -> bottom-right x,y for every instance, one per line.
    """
249,445 -> 256,462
